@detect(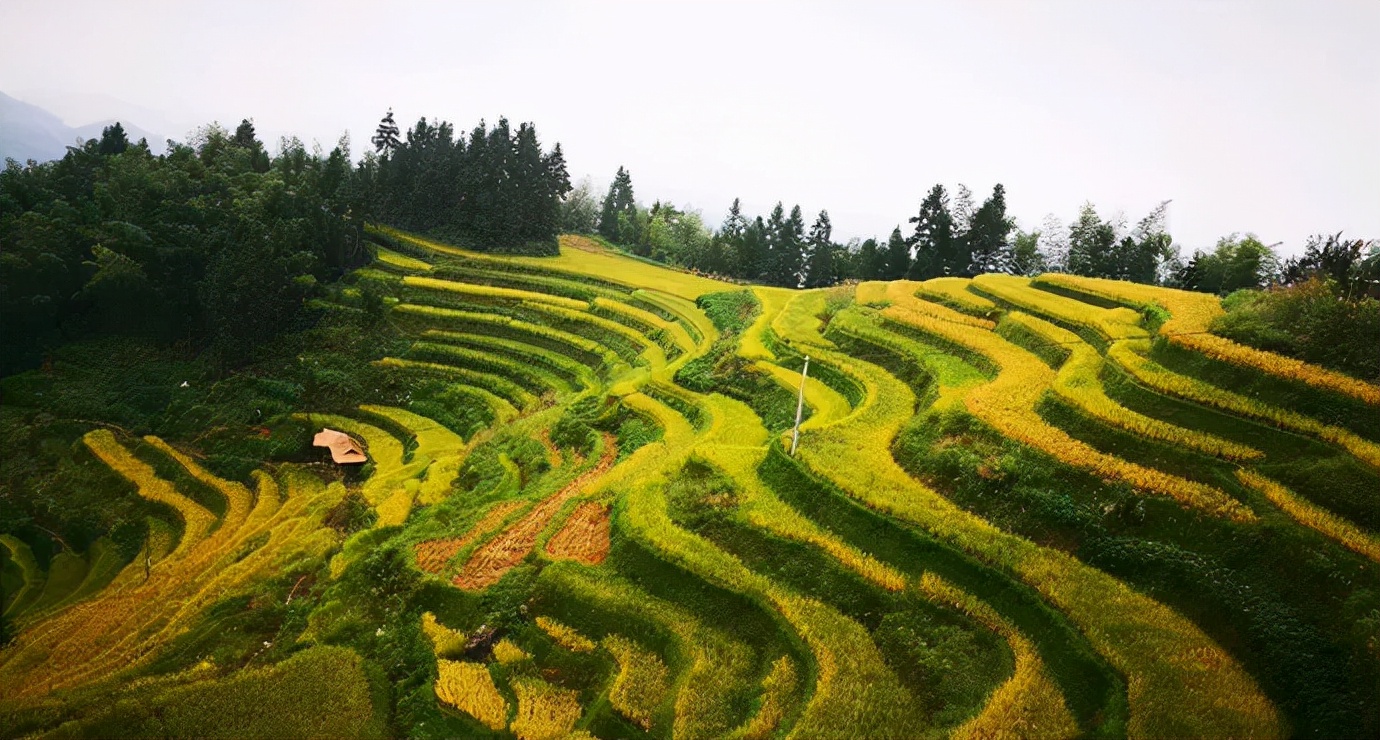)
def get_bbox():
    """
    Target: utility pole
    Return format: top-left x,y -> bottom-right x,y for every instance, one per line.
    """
790,355 -> 810,456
